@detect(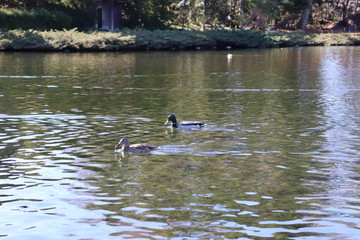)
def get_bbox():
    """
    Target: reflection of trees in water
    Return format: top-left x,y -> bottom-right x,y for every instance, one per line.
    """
1,49 -> 359,238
